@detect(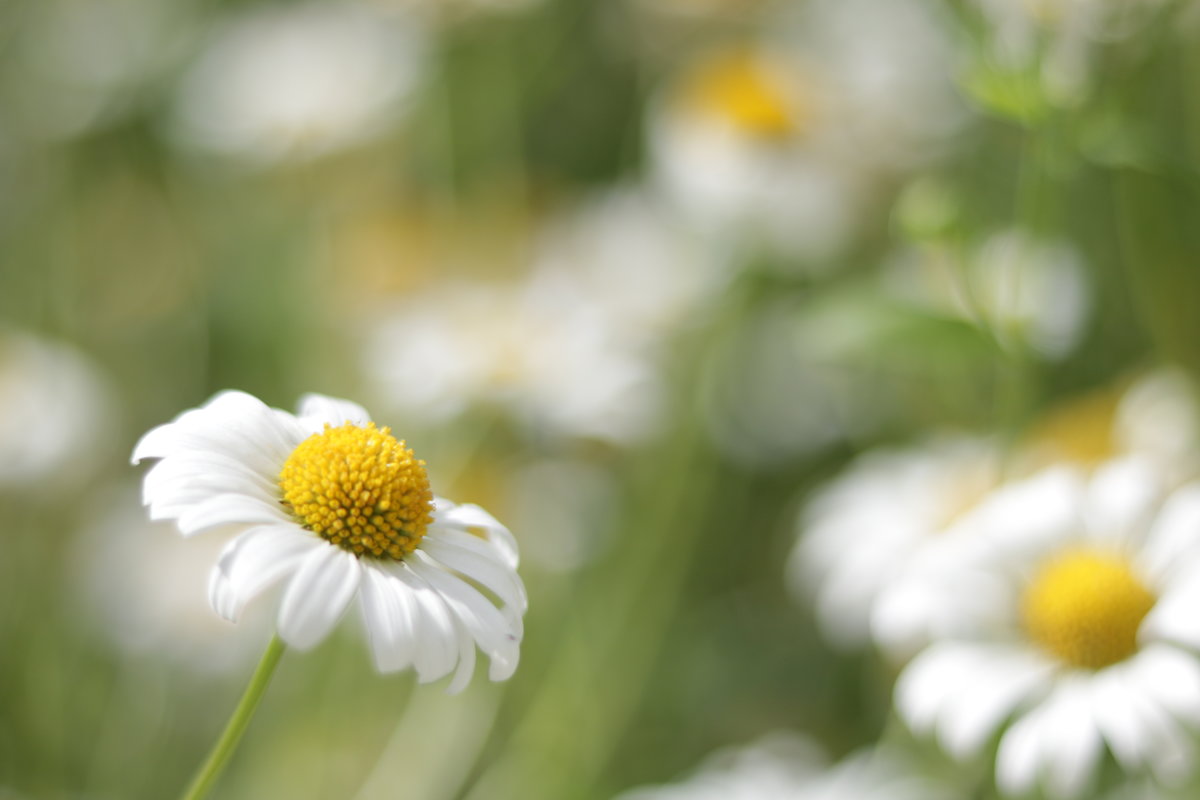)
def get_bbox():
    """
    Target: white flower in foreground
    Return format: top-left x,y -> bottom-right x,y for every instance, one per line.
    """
169,4 -> 425,165
132,391 -> 526,692
614,732 -> 953,800
897,459 -> 1200,797
790,436 -> 1003,658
